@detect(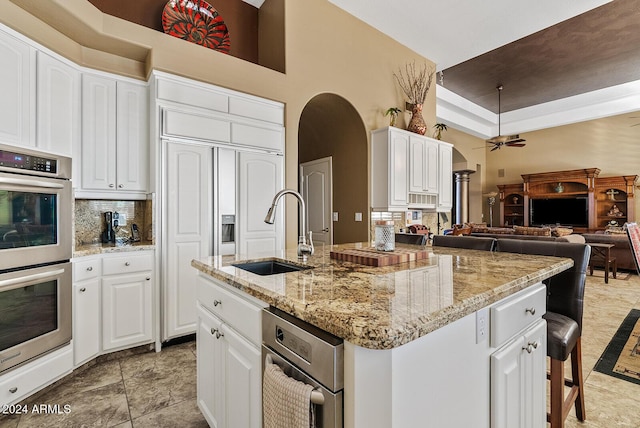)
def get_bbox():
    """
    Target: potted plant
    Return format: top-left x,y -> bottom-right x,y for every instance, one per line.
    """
433,123 -> 448,140
393,61 -> 435,135
384,107 -> 401,127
